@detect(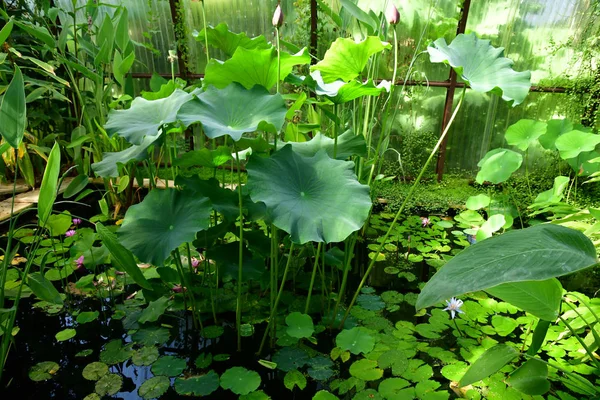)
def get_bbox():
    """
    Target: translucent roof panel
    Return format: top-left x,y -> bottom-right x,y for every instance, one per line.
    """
465,0 -> 597,85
